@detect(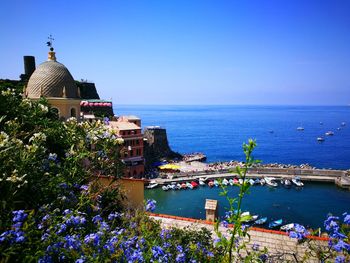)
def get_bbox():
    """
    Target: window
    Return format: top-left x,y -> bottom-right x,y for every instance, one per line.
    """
136,139 -> 140,145
130,150 -> 133,157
